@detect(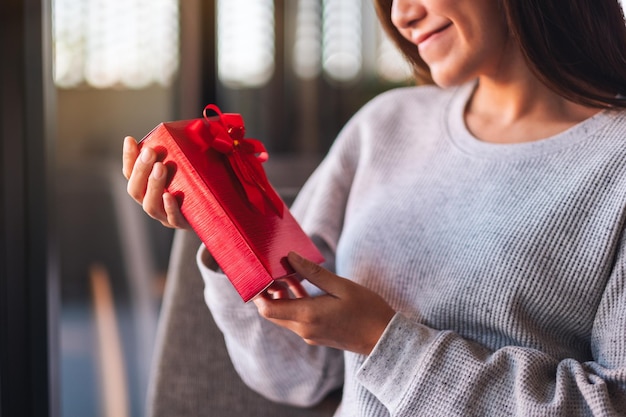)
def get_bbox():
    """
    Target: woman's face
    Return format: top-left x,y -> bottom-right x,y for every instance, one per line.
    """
390,0 -> 514,87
